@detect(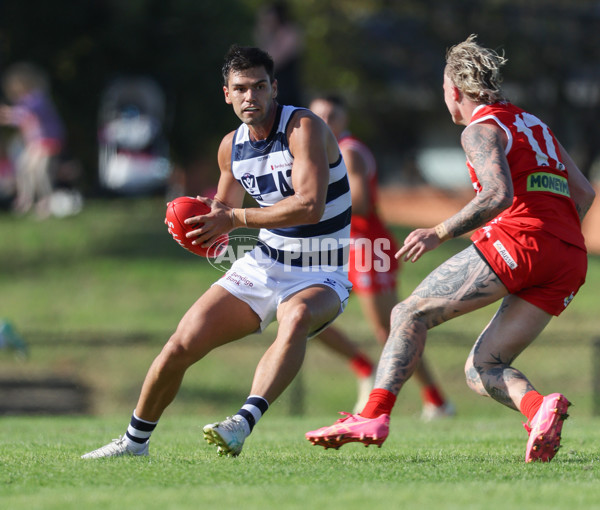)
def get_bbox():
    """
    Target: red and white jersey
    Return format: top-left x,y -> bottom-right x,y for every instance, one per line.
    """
467,102 -> 586,251
338,133 -> 382,237
338,133 -> 399,292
